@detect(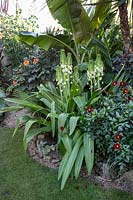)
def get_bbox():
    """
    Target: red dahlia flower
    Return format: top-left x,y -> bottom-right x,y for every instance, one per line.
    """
87,106 -> 93,113
120,81 -> 126,87
115,134 -> 121,141
114,143 -> 120,150
123,88 -> 129,94
112,80 -> 117,86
